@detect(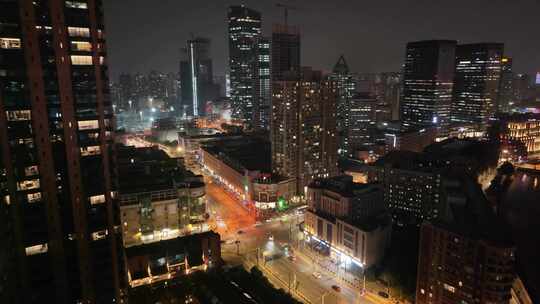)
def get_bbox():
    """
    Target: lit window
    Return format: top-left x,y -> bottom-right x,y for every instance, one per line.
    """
68,27 -> 90,37
71,55 -> 93,65
99,56 -> 105,65
17,179 -> 40,191
25,243 -> 48,256
71,41 -> 92,52
91,230 -> 108,241
77,120 -> 99,130
24,165 -> 39,176
443,283 -> 456,293
80,145 -> 101,156
0,38 -> 21,49
6,110 -> 31,121
27,192 -> 42,203
89,194 -> 105,205
65,1 -> 88,9
4,195 -> 10,206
